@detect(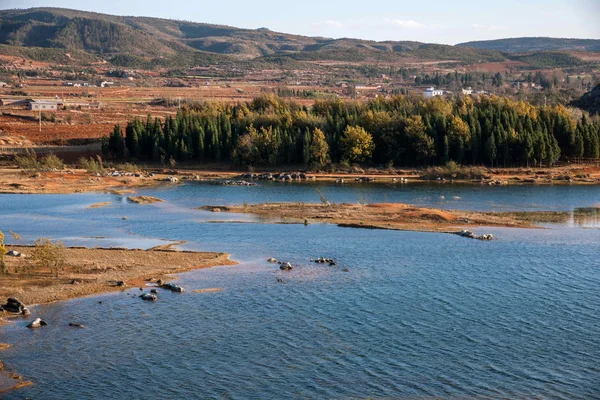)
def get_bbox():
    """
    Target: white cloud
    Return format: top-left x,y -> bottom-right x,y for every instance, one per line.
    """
314,20 -> 344,28
472,23 -> 509,31
385,18 -> 427,29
